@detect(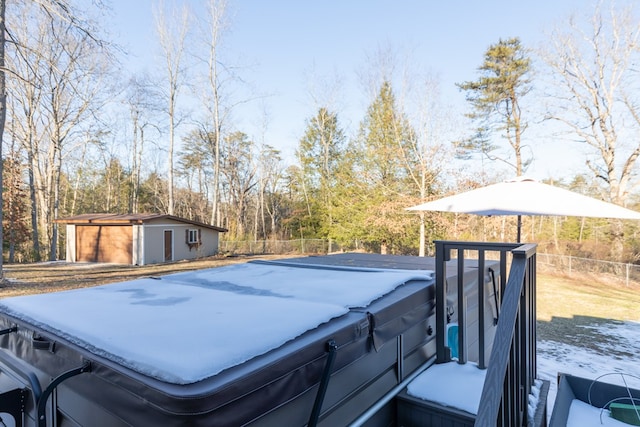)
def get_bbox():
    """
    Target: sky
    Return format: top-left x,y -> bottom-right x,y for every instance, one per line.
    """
108,0 -> 604,183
